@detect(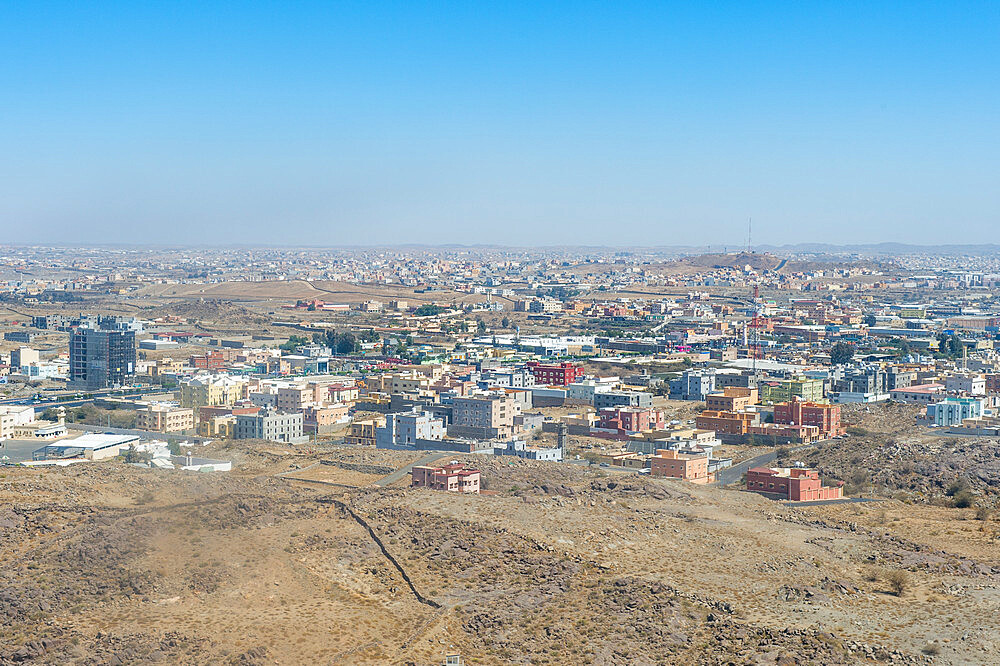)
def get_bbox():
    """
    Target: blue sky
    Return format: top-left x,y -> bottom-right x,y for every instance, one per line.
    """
2,2 -> 998,246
